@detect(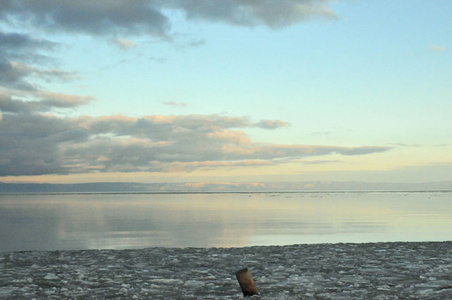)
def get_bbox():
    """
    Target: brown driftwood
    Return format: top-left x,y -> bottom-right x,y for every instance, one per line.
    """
235,268 -> 258,297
